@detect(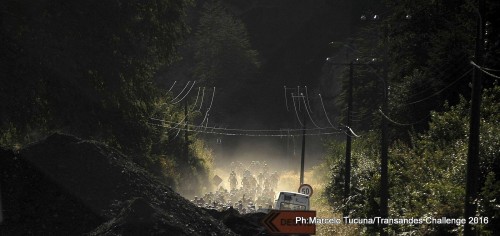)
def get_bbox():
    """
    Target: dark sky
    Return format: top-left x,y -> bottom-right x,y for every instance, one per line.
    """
192,0 -> 360,169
